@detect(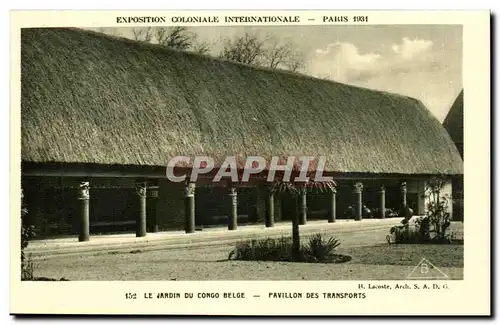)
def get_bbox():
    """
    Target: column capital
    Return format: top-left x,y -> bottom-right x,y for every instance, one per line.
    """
78,181 -> 90,200
379,185 -> 386,193
400,181 -> 407,191
331,187 -> 337,194
353,181 -> 363,193
136,182 -> 147,198
229,187 -> 237,196
184,182 -> 196,198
